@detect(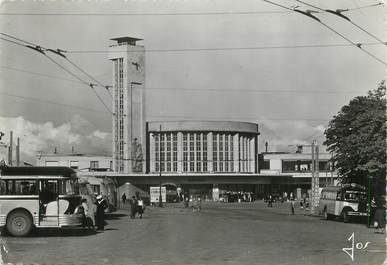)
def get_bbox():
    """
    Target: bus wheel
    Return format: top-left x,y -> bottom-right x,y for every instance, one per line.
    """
342,211 -> 350,223
6,210 -> 32,237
